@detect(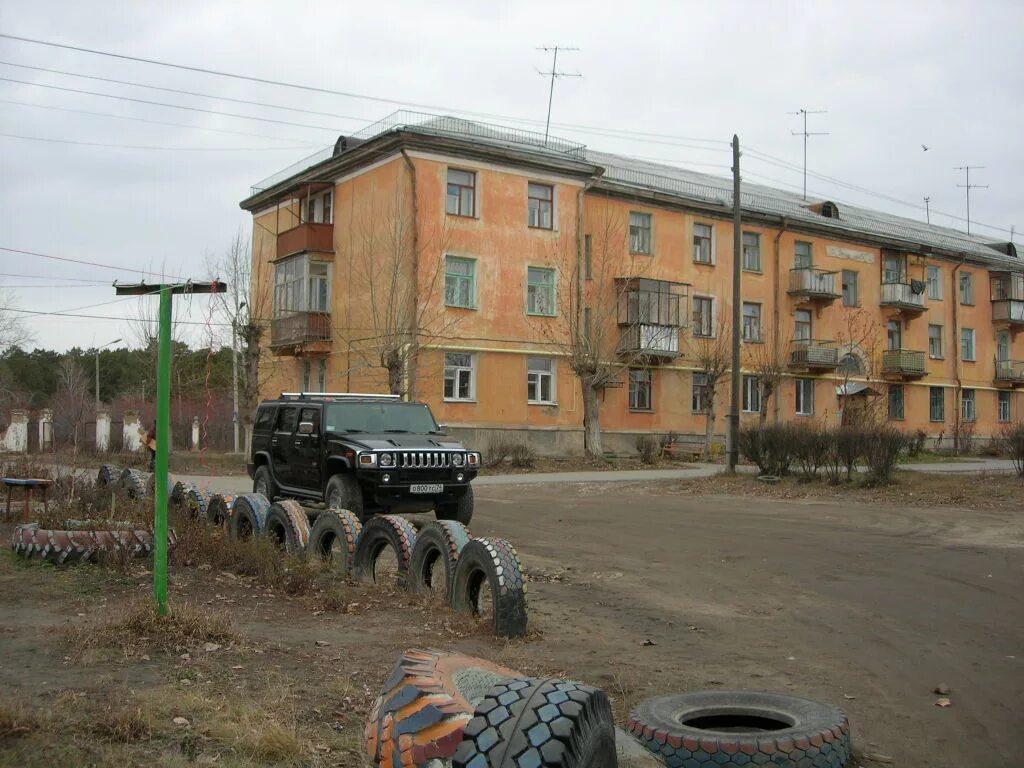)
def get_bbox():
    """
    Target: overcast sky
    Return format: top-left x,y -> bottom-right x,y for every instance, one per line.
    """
1,0 -> 1021,352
